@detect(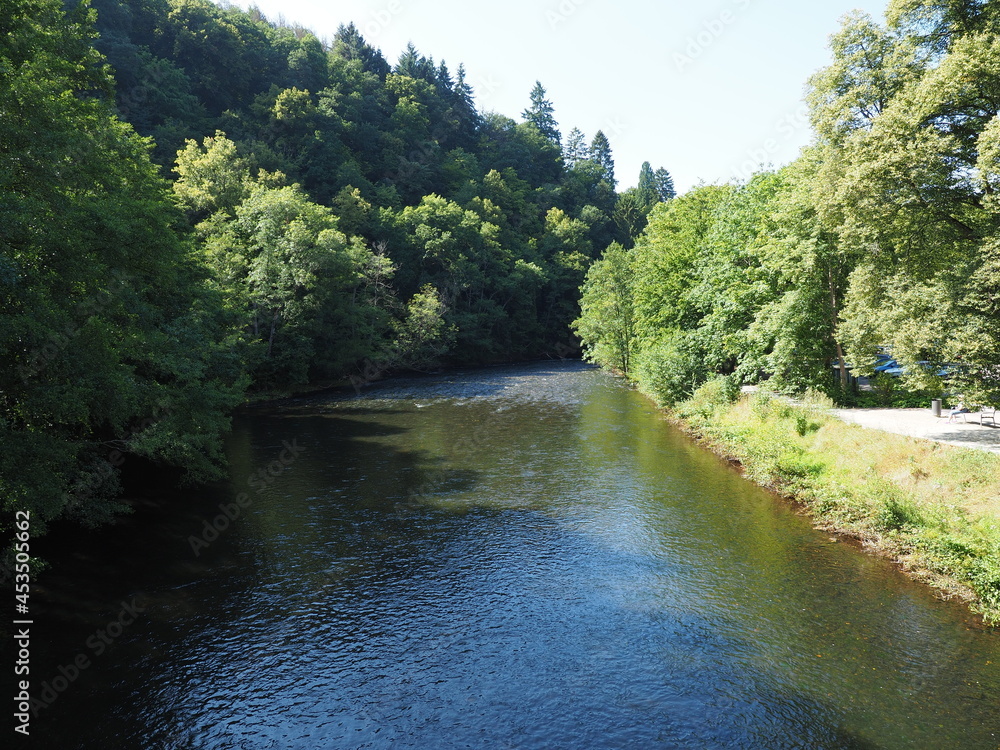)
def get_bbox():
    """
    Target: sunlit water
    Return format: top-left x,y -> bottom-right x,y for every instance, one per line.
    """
15,361 -> 1000,748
